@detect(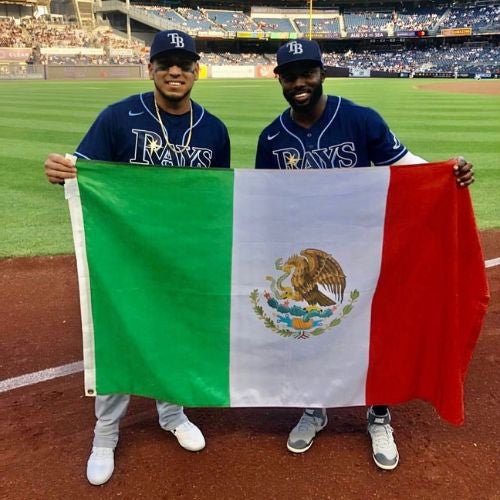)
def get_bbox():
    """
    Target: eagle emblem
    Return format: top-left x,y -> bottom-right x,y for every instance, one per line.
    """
280,248 -> 346,306
250,248 -> 359,340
